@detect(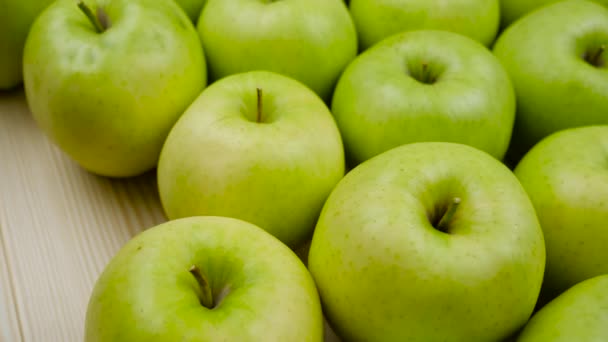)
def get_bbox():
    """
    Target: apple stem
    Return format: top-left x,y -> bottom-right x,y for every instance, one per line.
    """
77,1 -> 109,33
589,45 -> 605,67
256,88 -> 263,123
189,265 -> 214,309
421,63 -> 429,80
436,197 -> 461,232
418,62 -> 437,84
